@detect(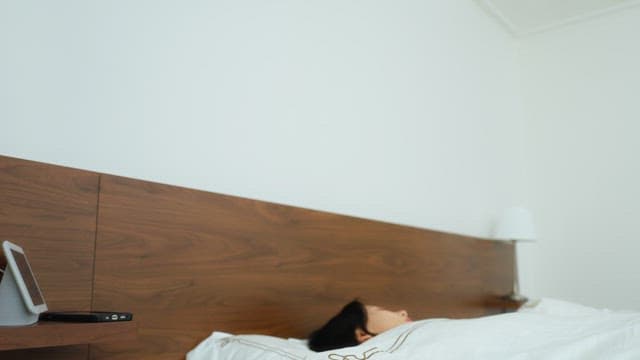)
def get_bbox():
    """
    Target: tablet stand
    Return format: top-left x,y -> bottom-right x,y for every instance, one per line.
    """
0,266 -> 38,326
